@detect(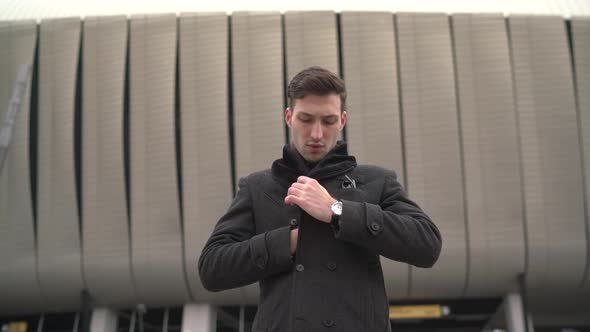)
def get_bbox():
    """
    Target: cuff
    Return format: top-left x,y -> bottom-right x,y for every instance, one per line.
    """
249,226 -> 293,273
333,199 -> 383,243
